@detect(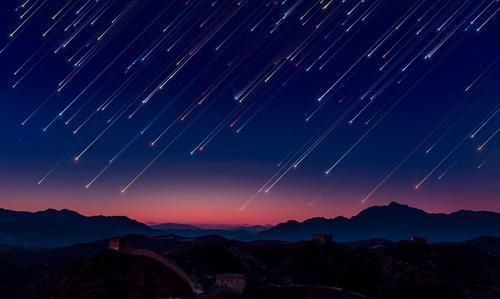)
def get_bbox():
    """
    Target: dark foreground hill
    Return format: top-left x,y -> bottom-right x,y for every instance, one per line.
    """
0,250 -> 193,299
257,202 -> 500,242
168,237 -> 500,299
0,234 -> 197,268
0,208 -> 155,248
1,235 -> 500,299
